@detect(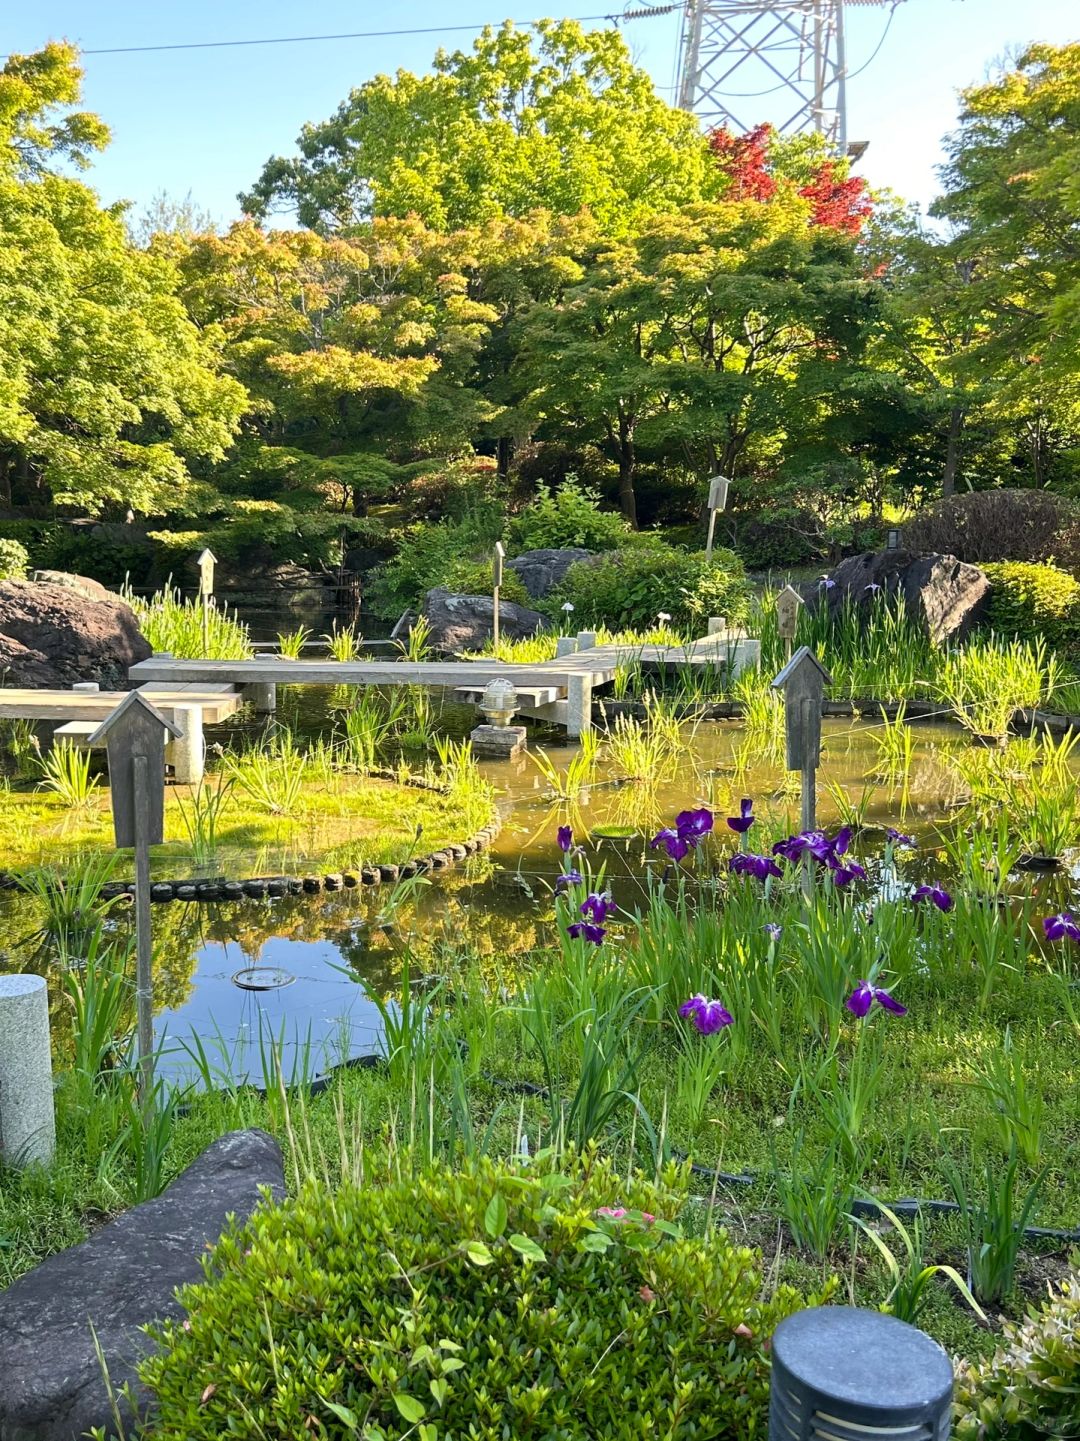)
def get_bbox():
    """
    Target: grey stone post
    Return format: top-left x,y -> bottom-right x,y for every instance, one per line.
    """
242,682 -> 277,713
555,636 -> 578,658
164,704 -> 205,785
0,975 -> 55,1166
567,673 -> 593,738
